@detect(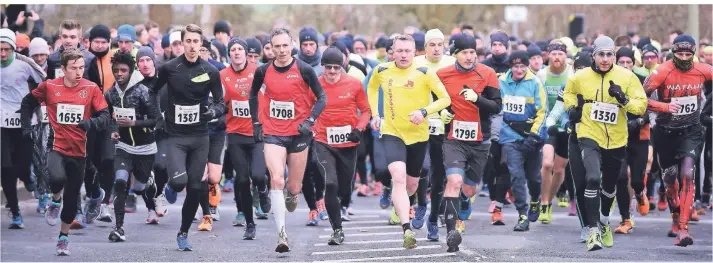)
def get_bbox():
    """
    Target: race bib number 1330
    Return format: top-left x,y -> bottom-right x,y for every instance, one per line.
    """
590,102 -> 618,124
